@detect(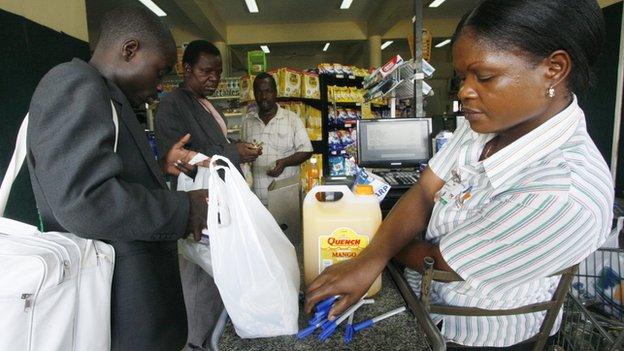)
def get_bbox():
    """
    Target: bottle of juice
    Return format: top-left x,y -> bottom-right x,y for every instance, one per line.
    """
307,157 -> 320,191
303,184 -> 382,296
